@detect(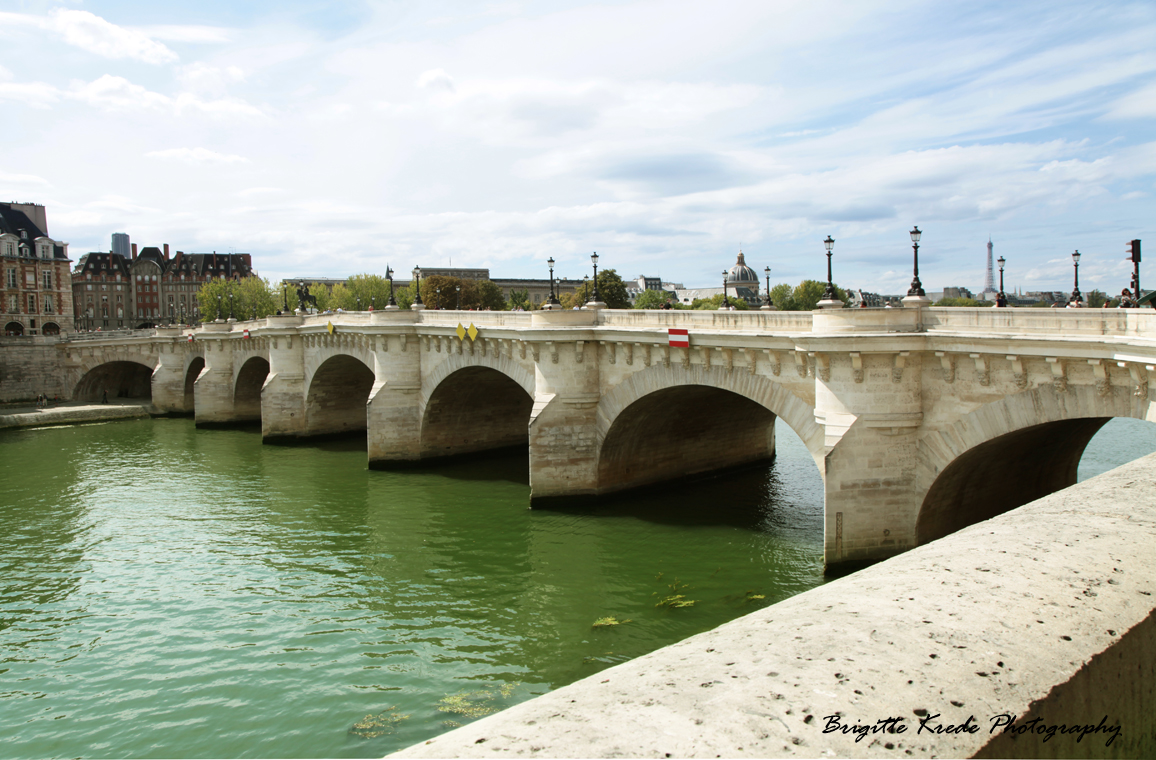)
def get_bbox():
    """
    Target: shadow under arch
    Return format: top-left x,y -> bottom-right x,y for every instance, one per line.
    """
305,354 -> 375,439
74,360 -> 154,402
234,355 -> 270,422
915,383 -> 1152,545
420,365 -> 534,463
593,364 -> 825,497
183,356 -> 205,412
